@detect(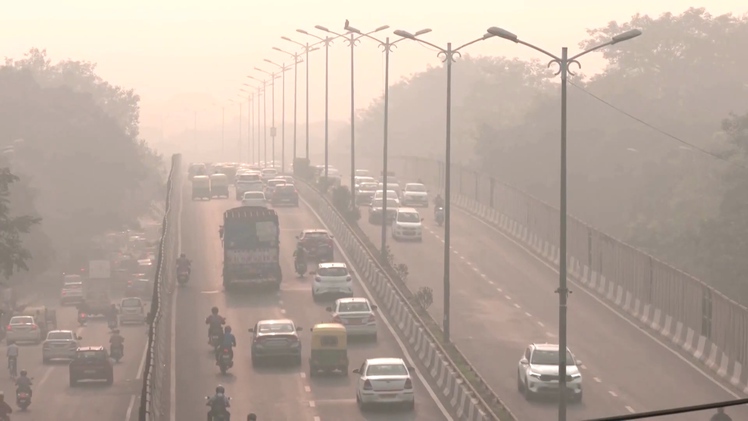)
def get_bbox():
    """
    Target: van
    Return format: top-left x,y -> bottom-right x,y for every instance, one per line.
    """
392,207 -> 423,241
192,176 -> 211,200
209,173 -> 229,199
